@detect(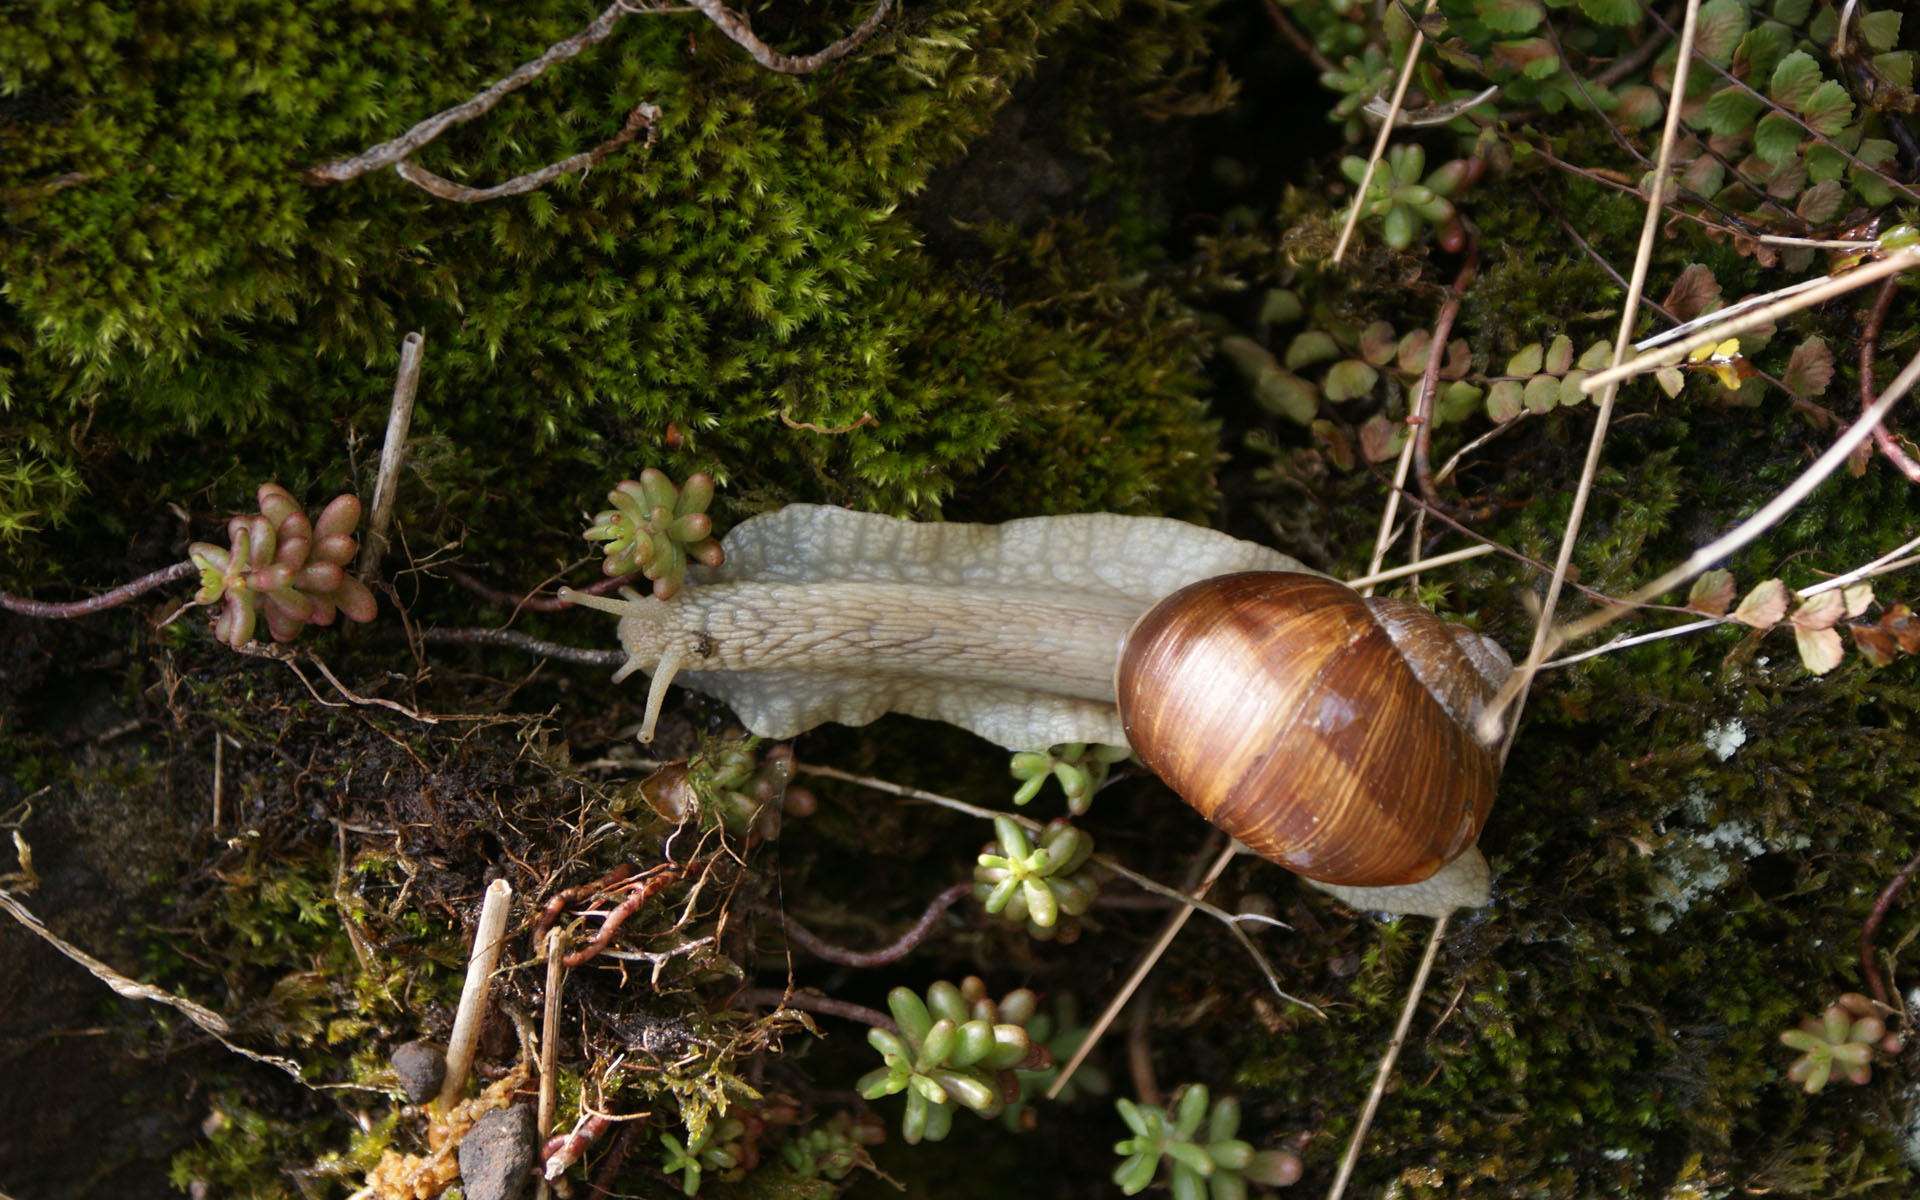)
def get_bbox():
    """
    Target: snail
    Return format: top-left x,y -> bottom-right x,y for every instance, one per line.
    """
559,505 -> 1512,918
